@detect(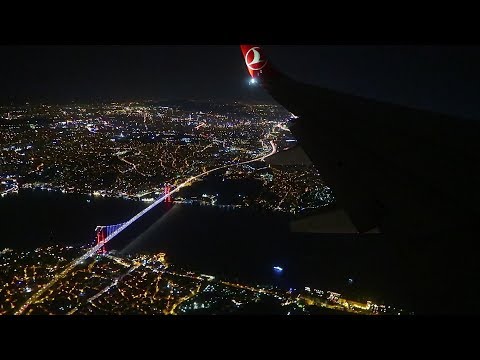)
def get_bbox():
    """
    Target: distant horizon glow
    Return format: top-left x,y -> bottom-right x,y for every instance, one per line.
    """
1,46 -> 480,119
